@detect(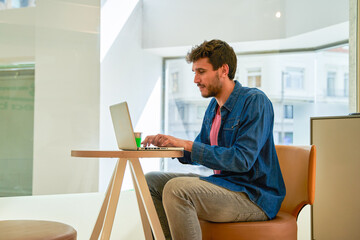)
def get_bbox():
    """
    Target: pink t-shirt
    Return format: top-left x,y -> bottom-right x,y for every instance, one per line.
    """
210,106 -> 221,174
